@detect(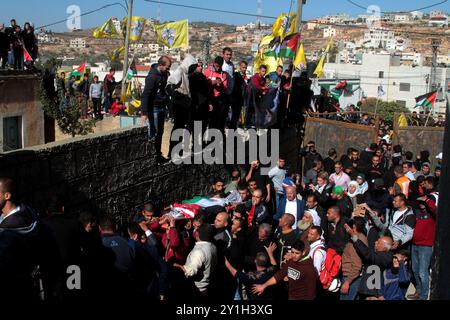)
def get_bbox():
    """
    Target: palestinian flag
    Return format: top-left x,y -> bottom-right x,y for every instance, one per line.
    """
127,59 -> 137,80
415,91 -> 437,110
76,63 -> 86,74
335,80 -> 348,91
265,33 -> 300,58
23,48 -> 33,63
